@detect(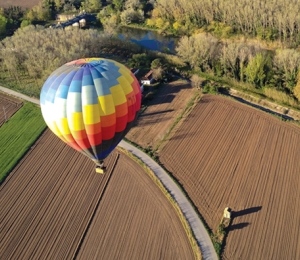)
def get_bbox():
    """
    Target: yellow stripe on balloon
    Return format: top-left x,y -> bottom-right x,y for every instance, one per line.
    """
110,85 -> 127,105
117,76 -> 133,95
69,112 -> 84,131
83,104 -> 100,124
120,68 -> 134,84
98,95 -> 115,116
57,117 -> 71,135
